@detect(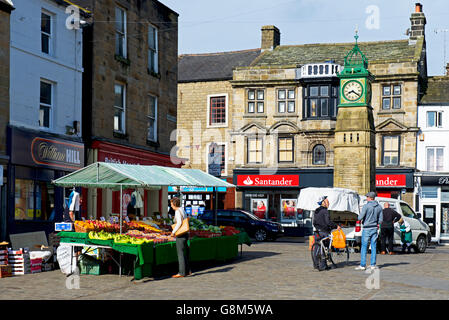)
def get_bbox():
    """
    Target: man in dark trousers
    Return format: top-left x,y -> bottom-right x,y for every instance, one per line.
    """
380,202 -> 403,255
312,196 -> 341,270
